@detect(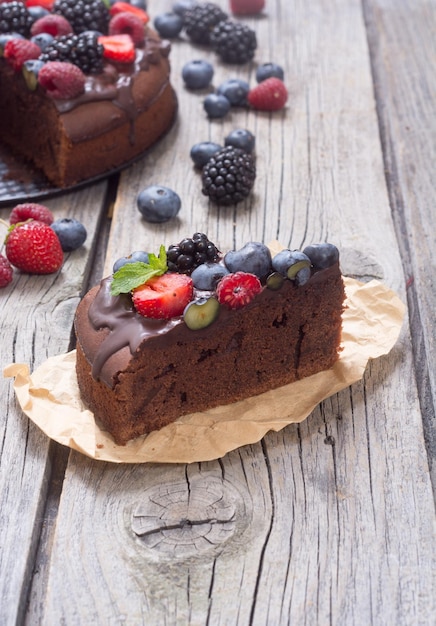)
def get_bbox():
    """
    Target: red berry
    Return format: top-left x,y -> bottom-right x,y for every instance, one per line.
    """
132,273 -> 193,319
109,2 -> 149,24
4,39 -> 41,71
9,203 -> 54,225
247,77 -> 288,111
216,271 -> 262,309
98,34 -> 135,63
0,254 -> 13,288
30,14 -> 73,37
109,12 -> 145,45
5,220 -> 63,274
38,61 -> 86,100
230,0 -> 265,15
25,0 -> 55,9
